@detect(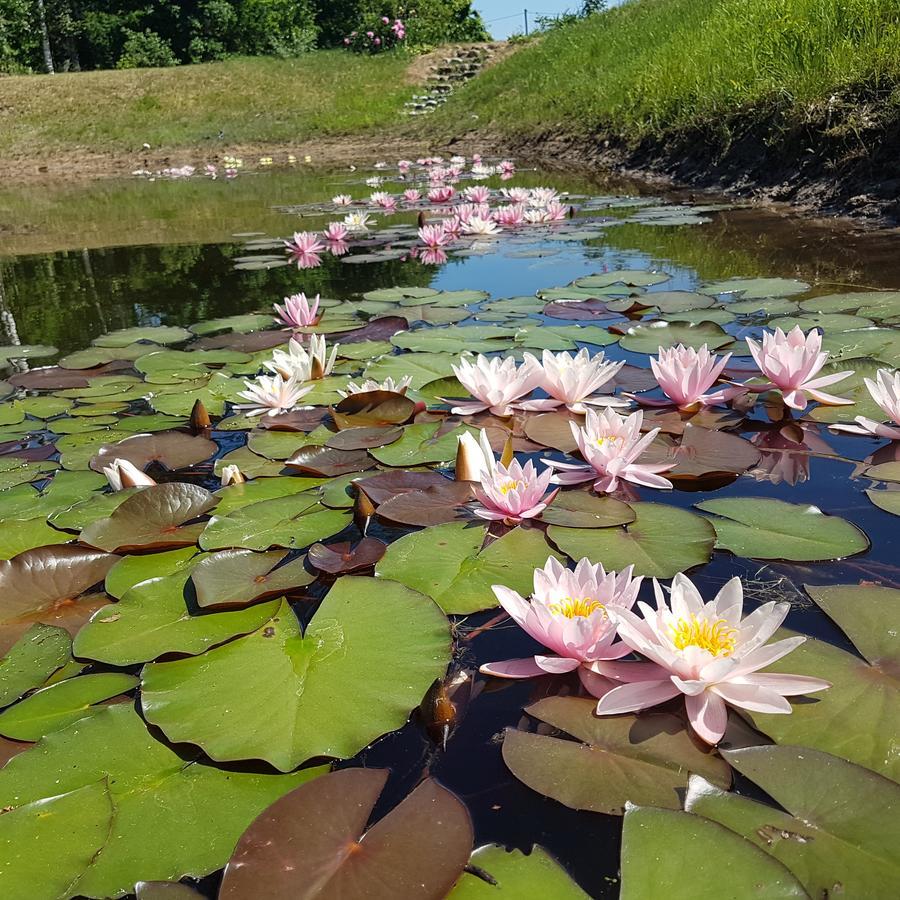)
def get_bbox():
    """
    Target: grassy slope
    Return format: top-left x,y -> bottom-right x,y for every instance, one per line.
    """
0,51 -> 411,158
430,0 -> 900,142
